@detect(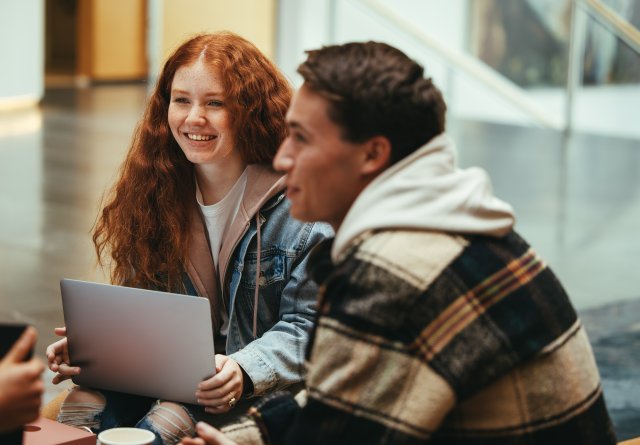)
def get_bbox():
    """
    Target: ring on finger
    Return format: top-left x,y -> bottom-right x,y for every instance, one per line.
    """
228,395 -> 237,407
